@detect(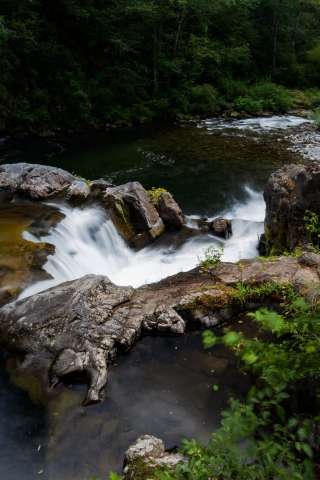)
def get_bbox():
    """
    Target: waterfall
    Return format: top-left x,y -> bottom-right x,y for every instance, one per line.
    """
19,186 -> 265,299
